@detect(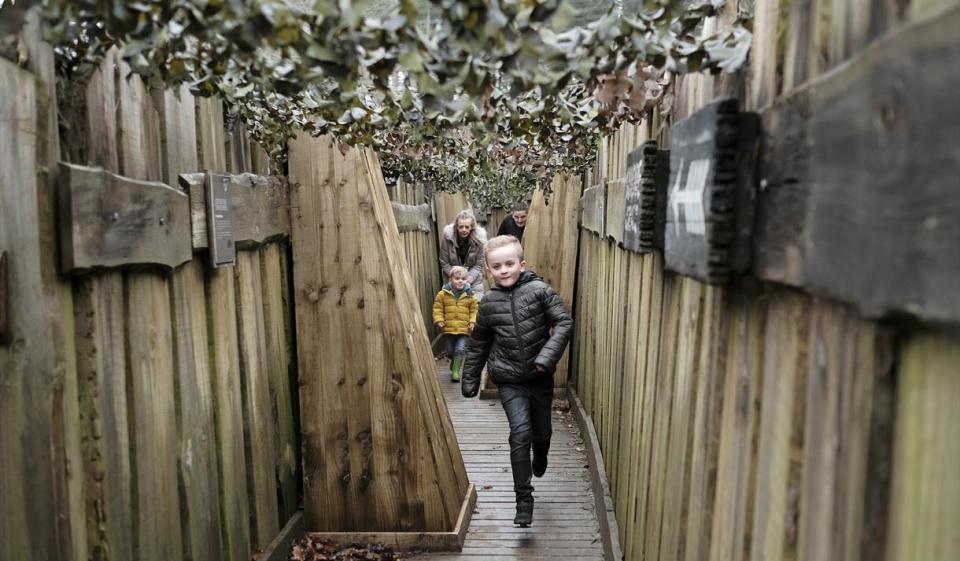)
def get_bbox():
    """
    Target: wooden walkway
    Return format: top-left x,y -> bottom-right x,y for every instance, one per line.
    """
416,360 -> 607,561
